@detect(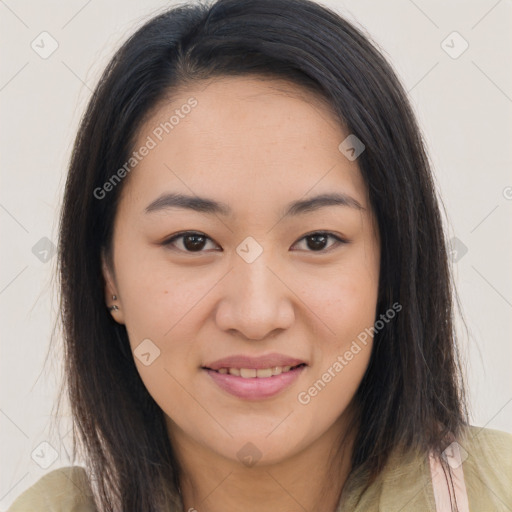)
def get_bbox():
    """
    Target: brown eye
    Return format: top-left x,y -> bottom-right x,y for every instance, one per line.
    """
291,232 -> 347,253
163,232 -> 220,253
162,230 -> 347,254
305,233 -> 329,251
